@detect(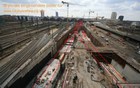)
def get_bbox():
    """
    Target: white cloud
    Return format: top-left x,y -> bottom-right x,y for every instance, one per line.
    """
0,0 -> 140,21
